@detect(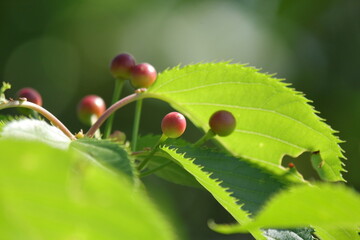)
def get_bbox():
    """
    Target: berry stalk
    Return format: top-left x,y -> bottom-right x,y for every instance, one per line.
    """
86,92 -> 151,138
90,115 -> 101,139
103,79 -> 124,138
131,98 -> 143,151
138,134 -> 168,171
0,100 -> 76,140
193,129 -> 216,147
